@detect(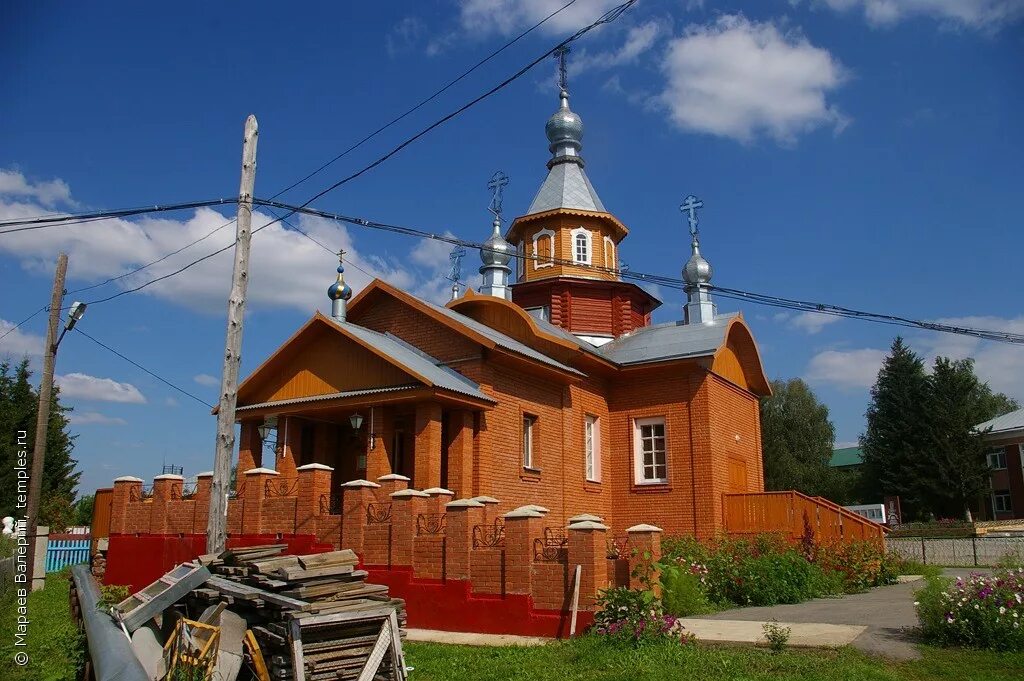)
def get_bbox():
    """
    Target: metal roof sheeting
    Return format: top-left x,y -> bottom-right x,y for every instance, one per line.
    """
527,162 -> 606,215
596,314 -> 738,365
975,407 -> 1024,437
236,385 -> 420,412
